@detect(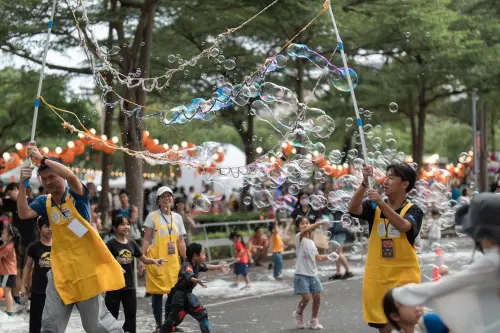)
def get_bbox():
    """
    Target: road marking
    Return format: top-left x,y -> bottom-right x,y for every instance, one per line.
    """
205,276 -> 363,308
